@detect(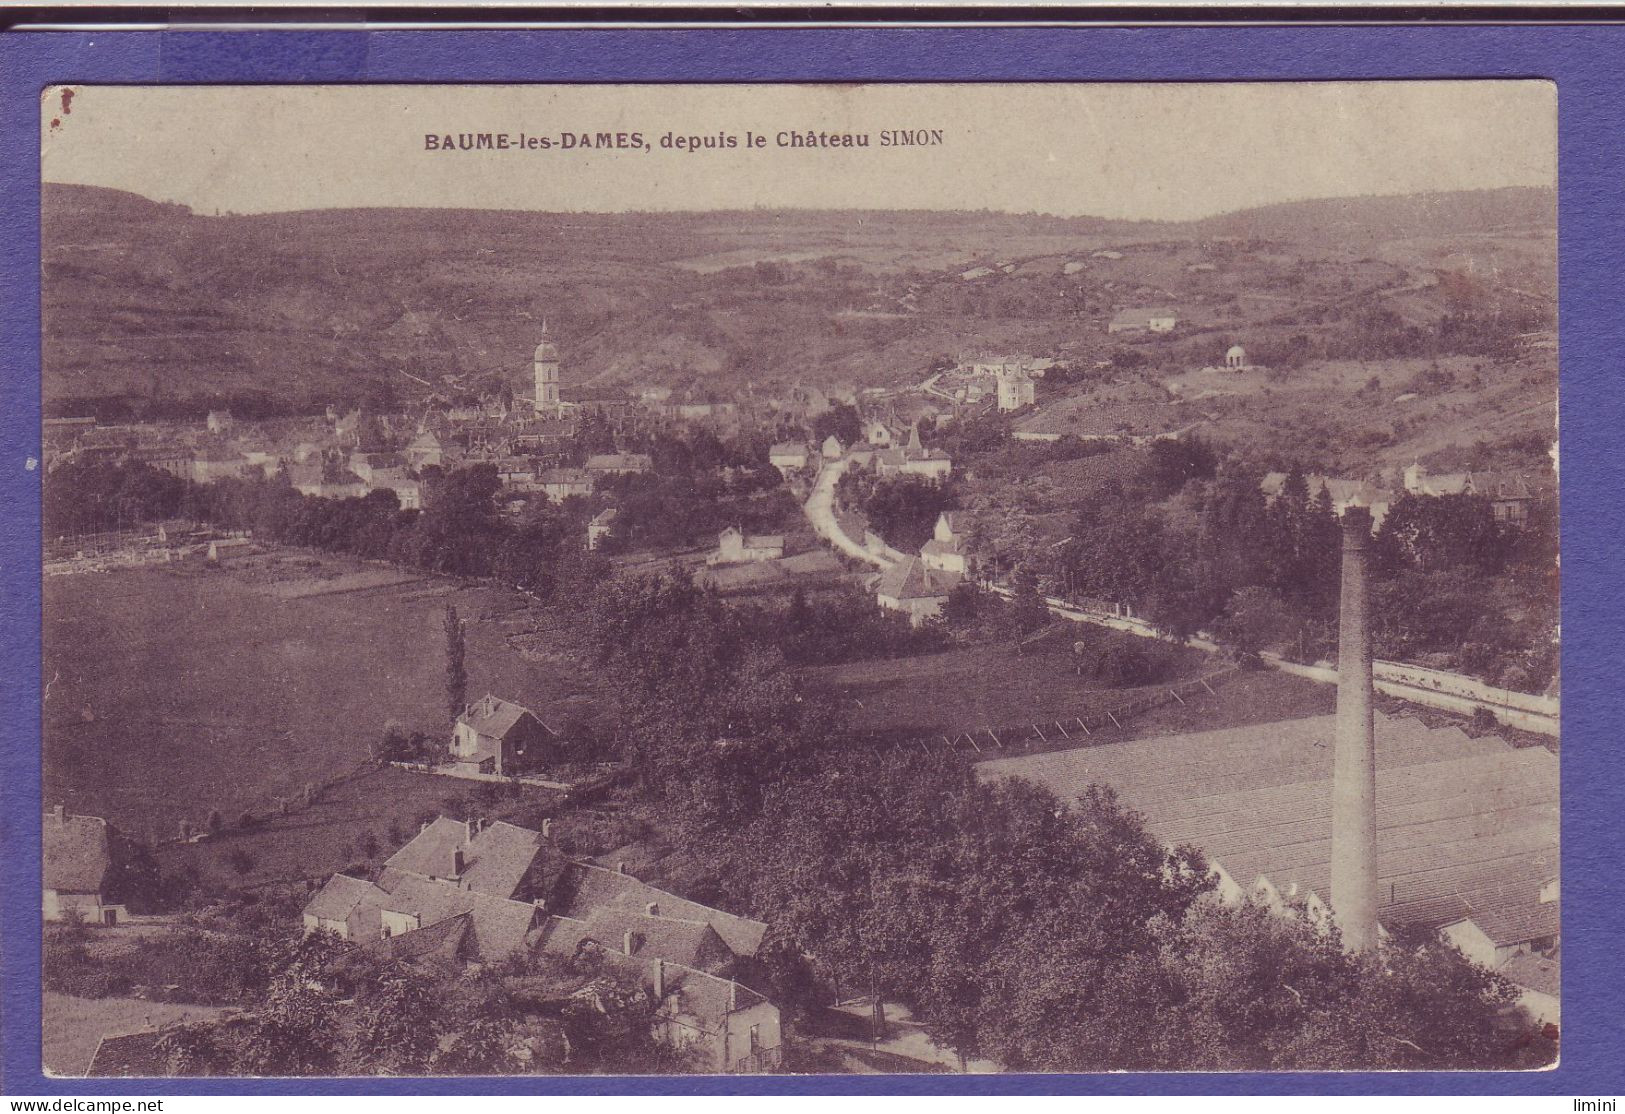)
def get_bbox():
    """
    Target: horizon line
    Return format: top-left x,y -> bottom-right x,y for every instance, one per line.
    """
41,179 -> 1557,226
